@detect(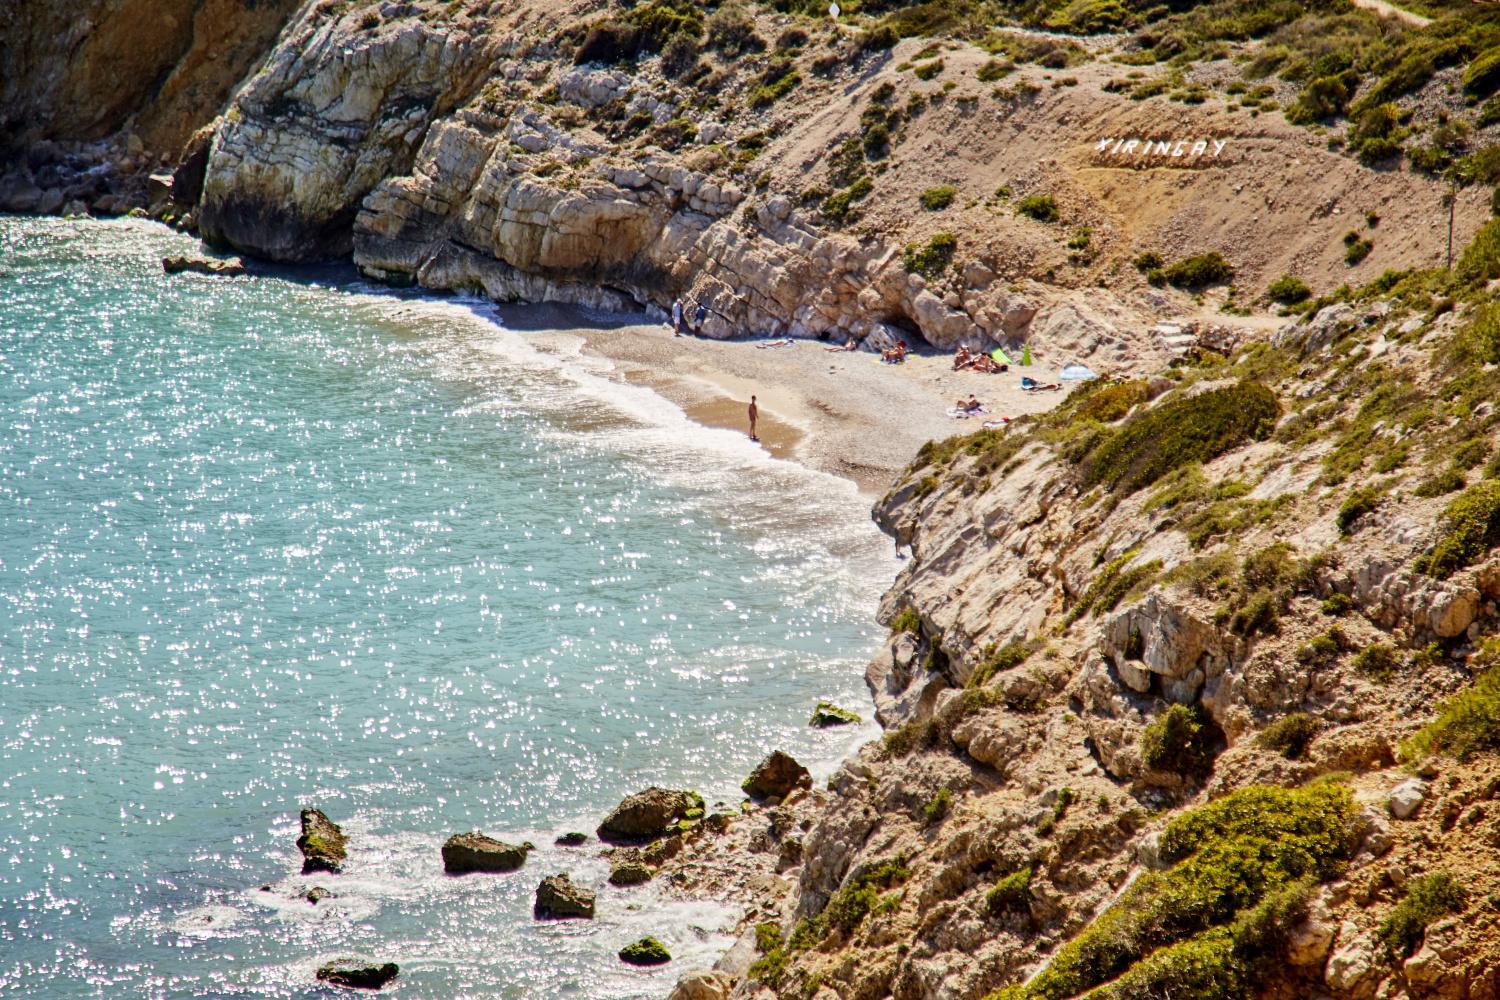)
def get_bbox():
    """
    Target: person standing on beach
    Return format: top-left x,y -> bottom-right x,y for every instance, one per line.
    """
694,303 -> 707,333
671,298 -> 683,335
748,395 -> 759,441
